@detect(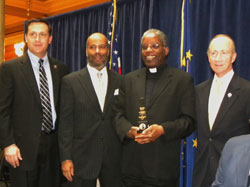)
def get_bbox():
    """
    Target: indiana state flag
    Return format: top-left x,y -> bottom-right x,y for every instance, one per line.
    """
179,0 -> 197,187
107,0 -> 122,74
